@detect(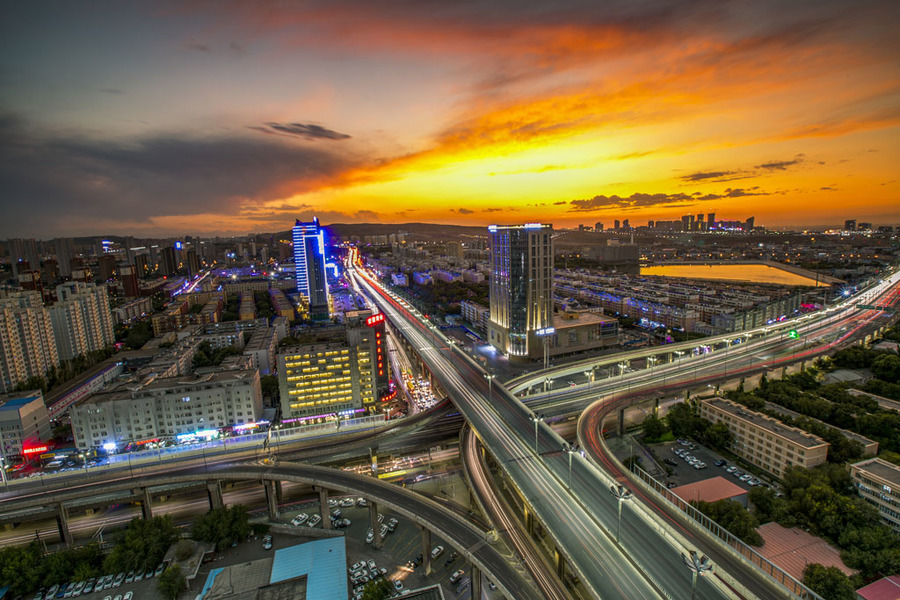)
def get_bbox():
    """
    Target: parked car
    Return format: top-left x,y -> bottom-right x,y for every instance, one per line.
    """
450,570 -> 465,584
431,545 -> 444,559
